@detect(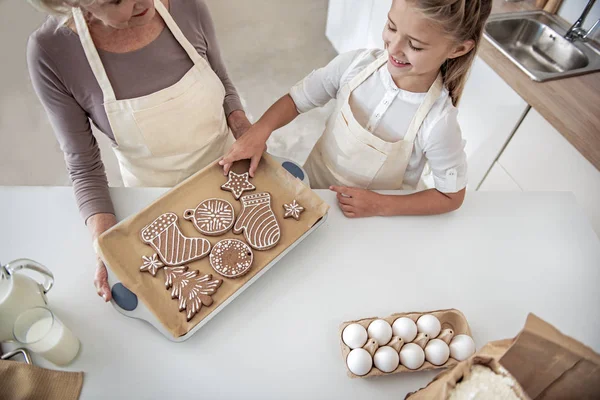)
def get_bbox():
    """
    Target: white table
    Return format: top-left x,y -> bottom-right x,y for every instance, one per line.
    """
1,187 -> 599,399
